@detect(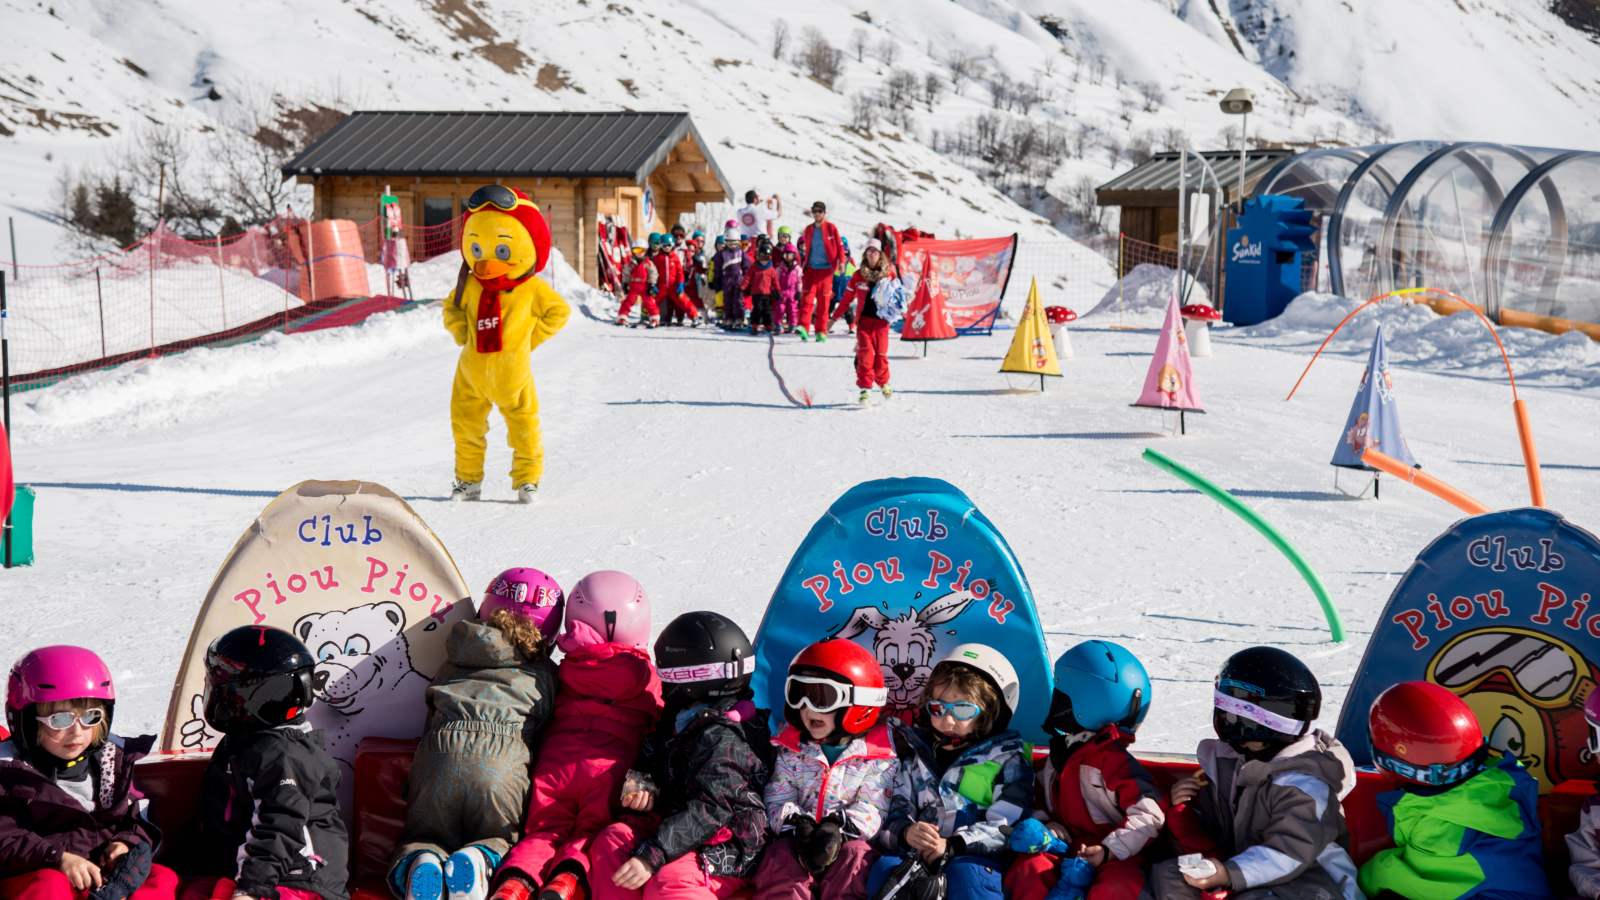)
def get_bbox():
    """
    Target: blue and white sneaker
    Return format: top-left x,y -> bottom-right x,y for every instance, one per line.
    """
445,848 -> 495,900
405,852 -> 445,900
